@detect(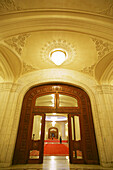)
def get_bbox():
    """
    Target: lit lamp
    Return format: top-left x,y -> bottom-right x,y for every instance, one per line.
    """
52,121 -> 56,127
51,117 -> 57,127
50,49 -> 67,66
